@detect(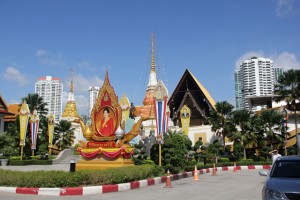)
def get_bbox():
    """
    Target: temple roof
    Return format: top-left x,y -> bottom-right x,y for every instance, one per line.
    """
0,96 -> 14,116
168,69 -> 216,125
4,103 -> 19,122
